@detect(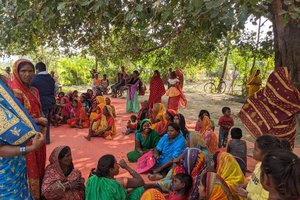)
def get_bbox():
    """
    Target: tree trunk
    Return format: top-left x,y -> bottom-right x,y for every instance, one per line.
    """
250,17 -> 262,74
271,0 -> 300,89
